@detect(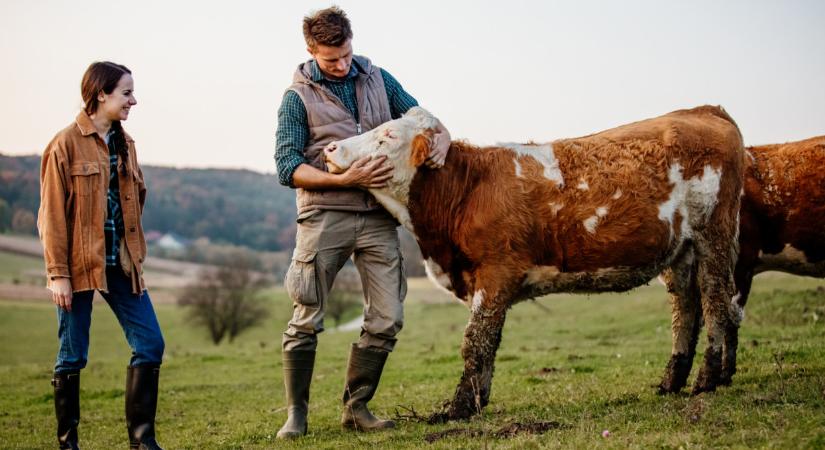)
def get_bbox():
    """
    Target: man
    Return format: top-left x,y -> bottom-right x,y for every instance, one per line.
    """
273,6 -> 450,439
